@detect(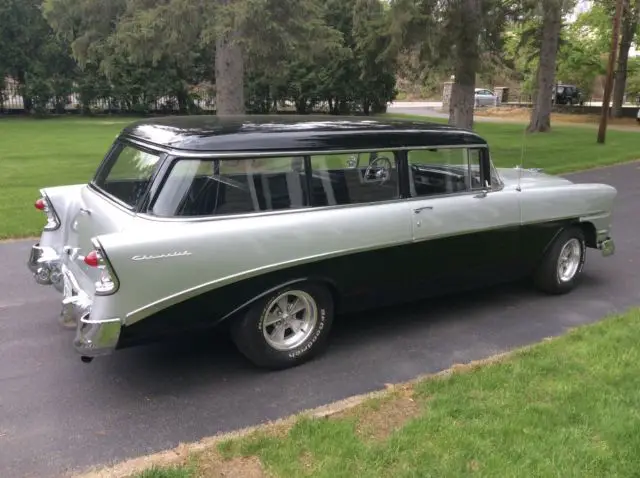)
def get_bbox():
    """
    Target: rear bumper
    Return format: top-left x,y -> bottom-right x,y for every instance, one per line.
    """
74,314 -> 122,358
60,264 -> 122,358
27,243 -> 64,292
28,242 -> 121,358
597,237 -> 615,257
